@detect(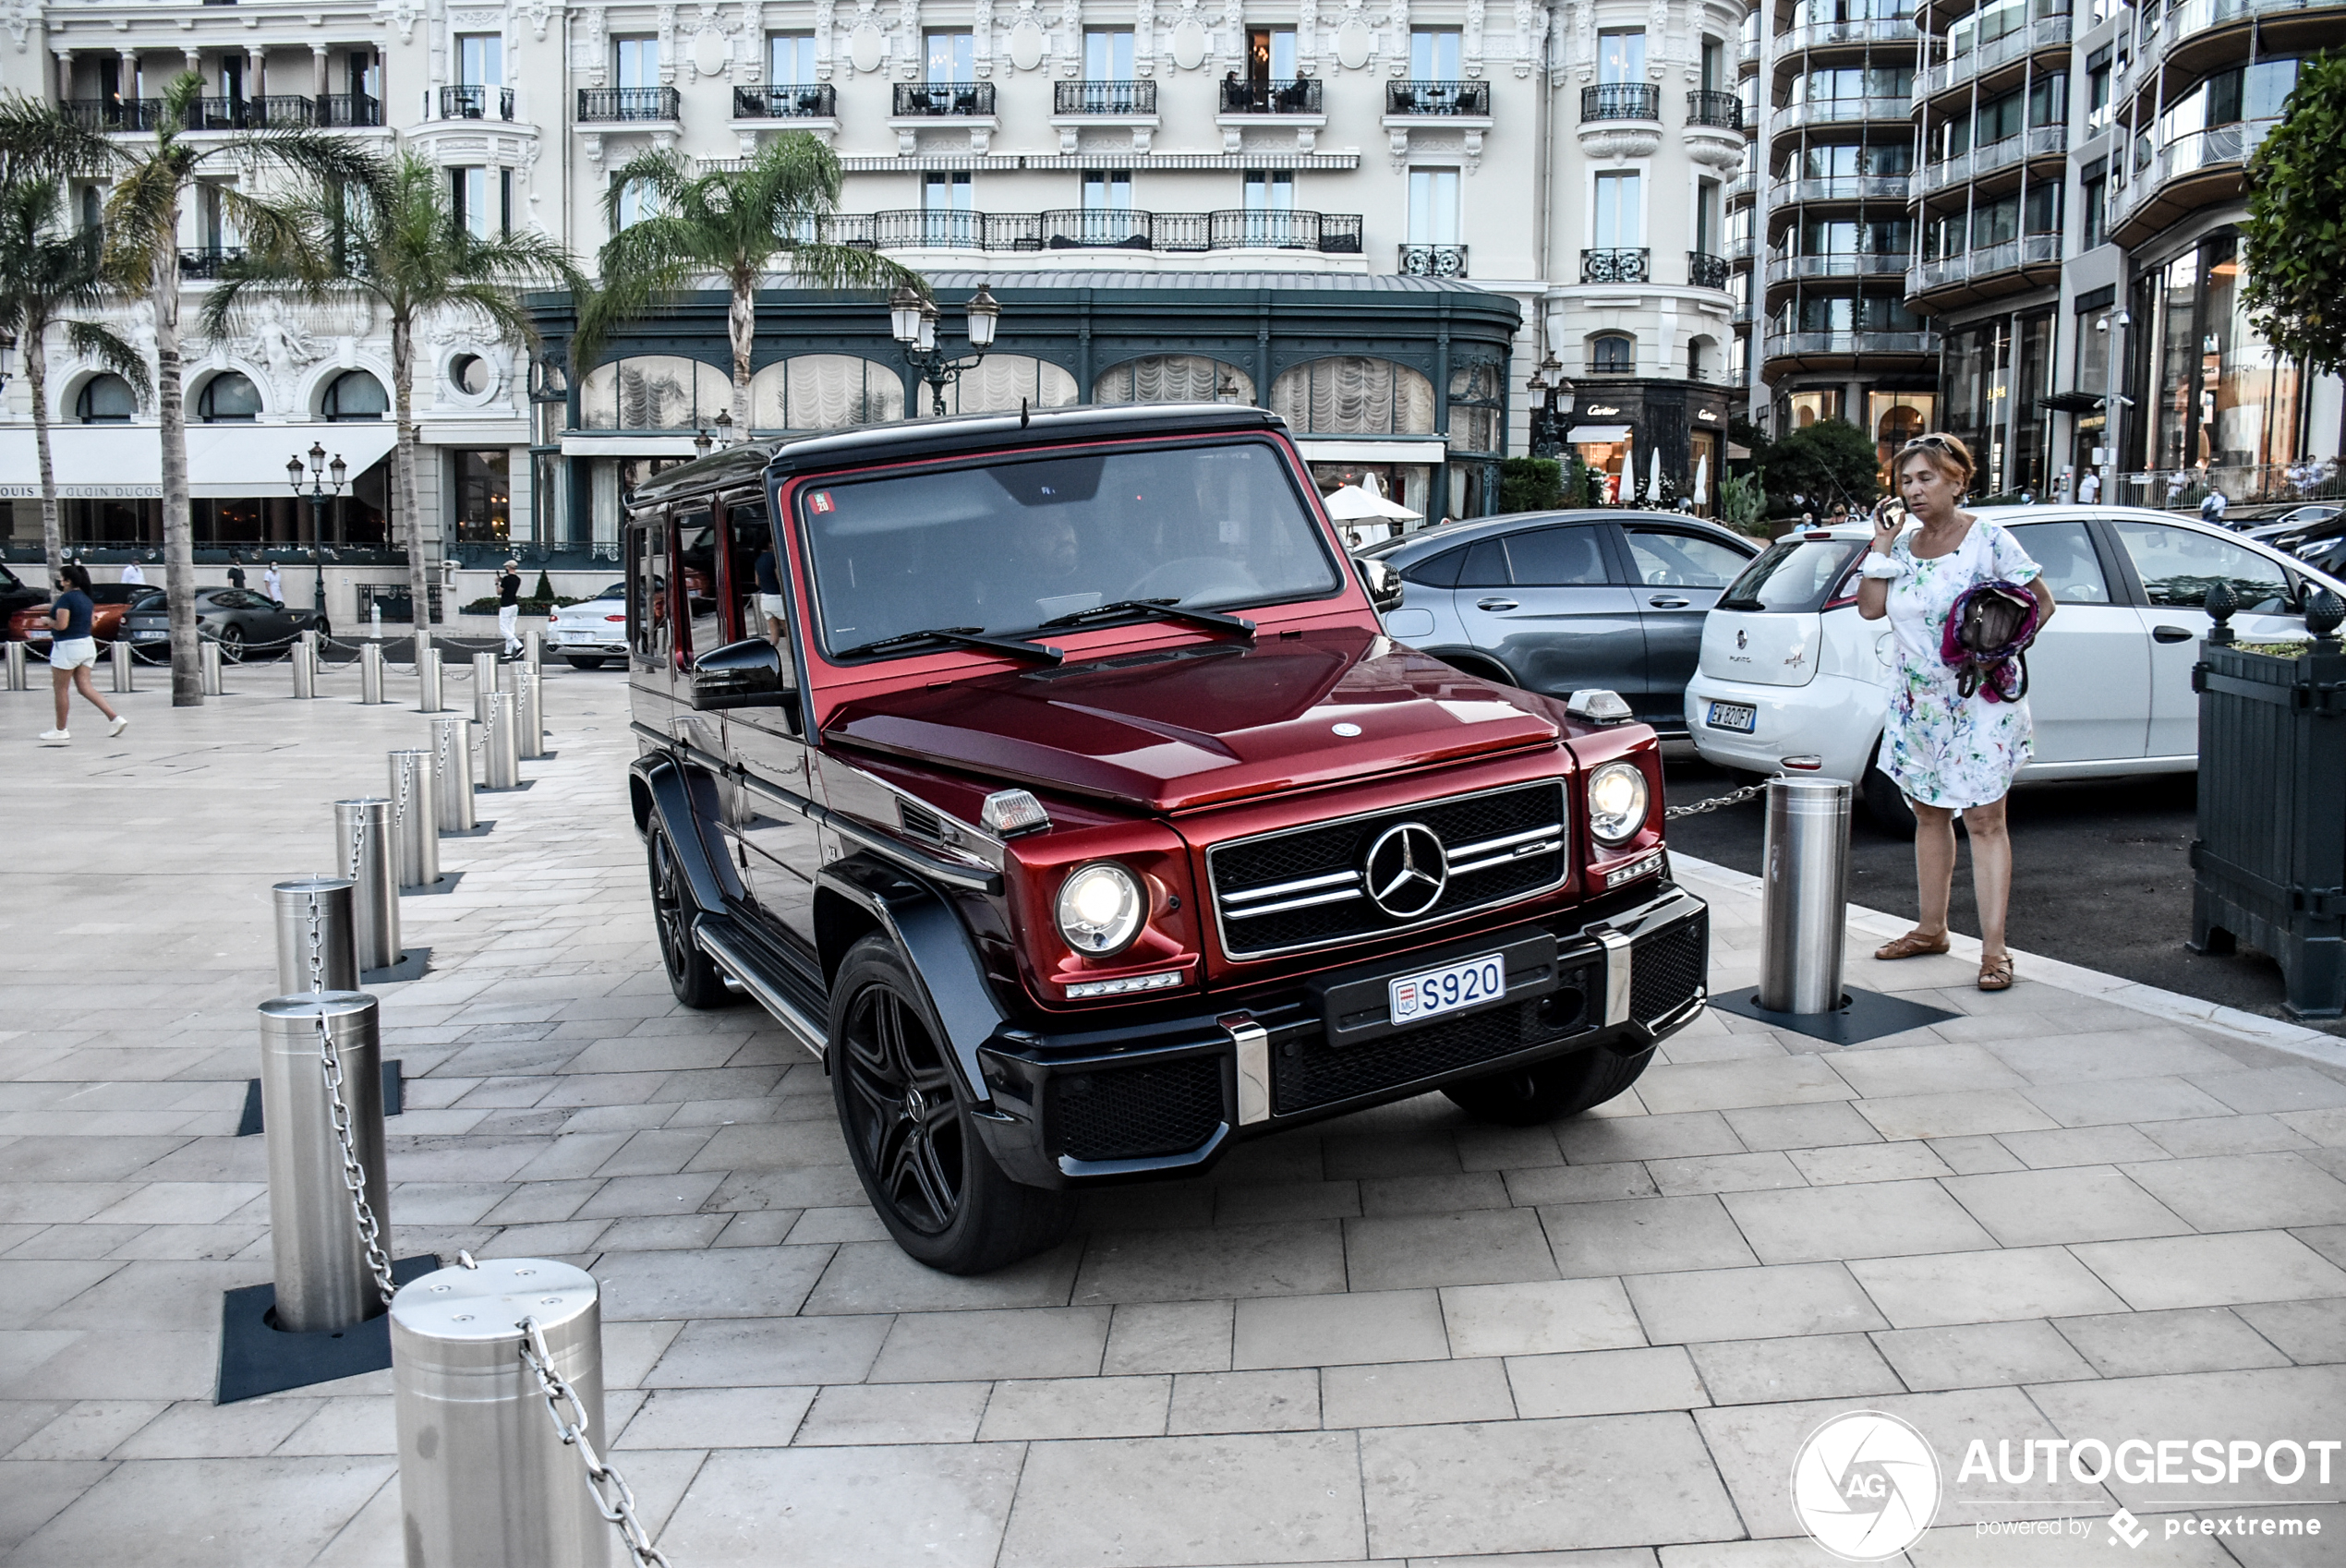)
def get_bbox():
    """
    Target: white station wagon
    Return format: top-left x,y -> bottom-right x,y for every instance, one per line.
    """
545,581 -> 629,669
1684,505 -> 2346,825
